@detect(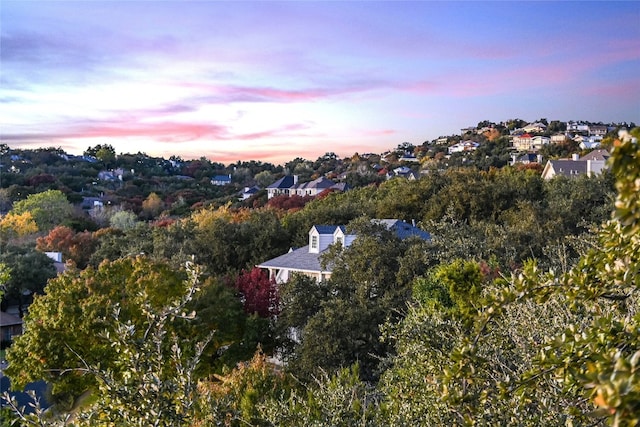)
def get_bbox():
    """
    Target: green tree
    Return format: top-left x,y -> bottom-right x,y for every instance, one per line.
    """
0,247 -> 56,316
10,189 -> 73,231
5,257 -> 189,407
380,128 -> 640,425
3,262 -> 213,426
109,209 -> 139,230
